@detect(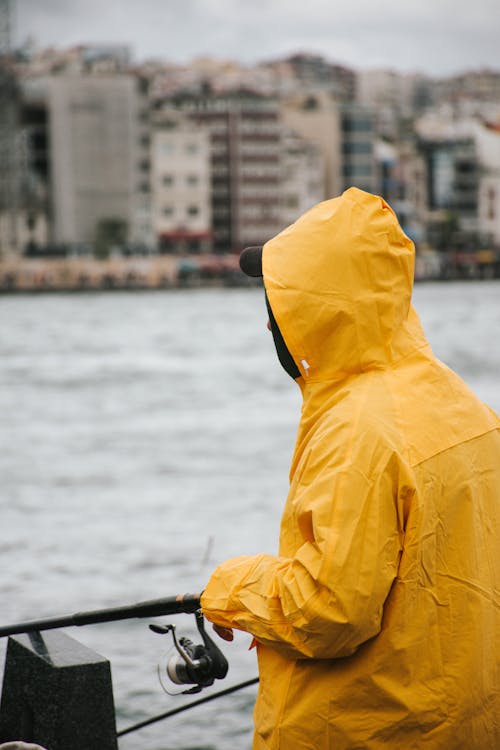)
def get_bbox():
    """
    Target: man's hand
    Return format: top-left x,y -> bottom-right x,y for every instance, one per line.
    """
212,624 -> 234,641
